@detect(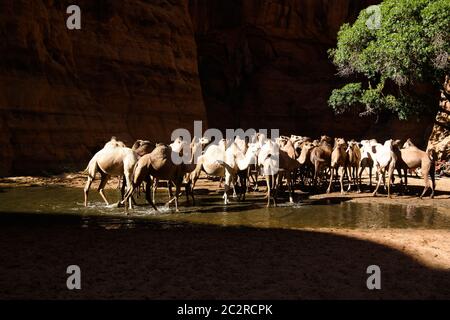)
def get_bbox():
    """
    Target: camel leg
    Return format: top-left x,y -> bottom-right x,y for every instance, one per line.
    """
356,165 -> 361,192
272,174 -> 278,207
340,166 -> 346,194
286,174 -> 294,203
98,174 -> 110,205
152,178 -> 159,205
358,166 -> 364,191
387,163 -> 395,198
84,176 -> 94,207
174,182 -> 180,212
326,166 -> 335,194
265,175 -> 271,207
167,181 -> 173,202
123,170 -> 134,210
369,166 -> 372,187
223,173 -> 232,205
347,166 -> 353,192
142,176 -> 158,211
420,165 -> 433,199
429,163 -> 435,198
372,168 -> 384,197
